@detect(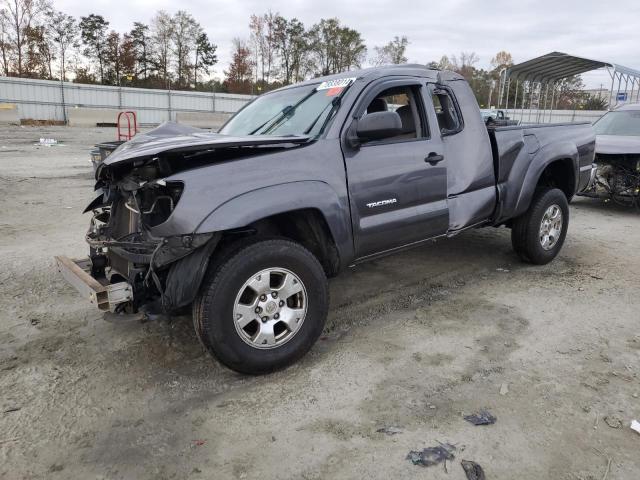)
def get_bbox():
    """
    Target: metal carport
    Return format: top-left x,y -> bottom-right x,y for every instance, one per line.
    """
497,51 -> 640,123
